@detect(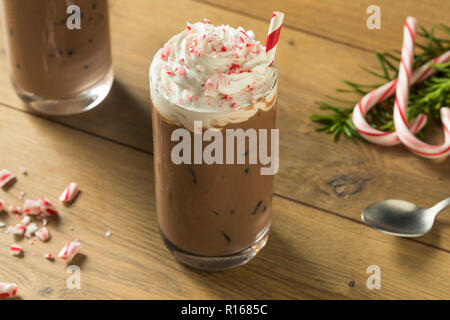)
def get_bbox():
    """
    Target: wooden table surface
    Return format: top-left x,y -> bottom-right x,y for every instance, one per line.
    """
0,0 -> 449,299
